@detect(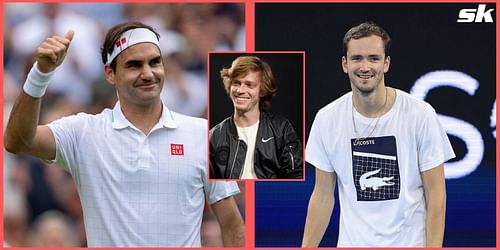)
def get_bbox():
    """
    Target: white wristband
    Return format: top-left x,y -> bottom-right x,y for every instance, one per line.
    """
23,62 -> 55,98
